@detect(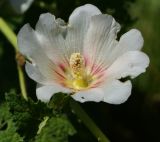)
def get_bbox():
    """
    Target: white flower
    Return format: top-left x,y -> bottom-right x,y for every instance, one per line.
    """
18,4 -> 149,104
9,0 -> 34,14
